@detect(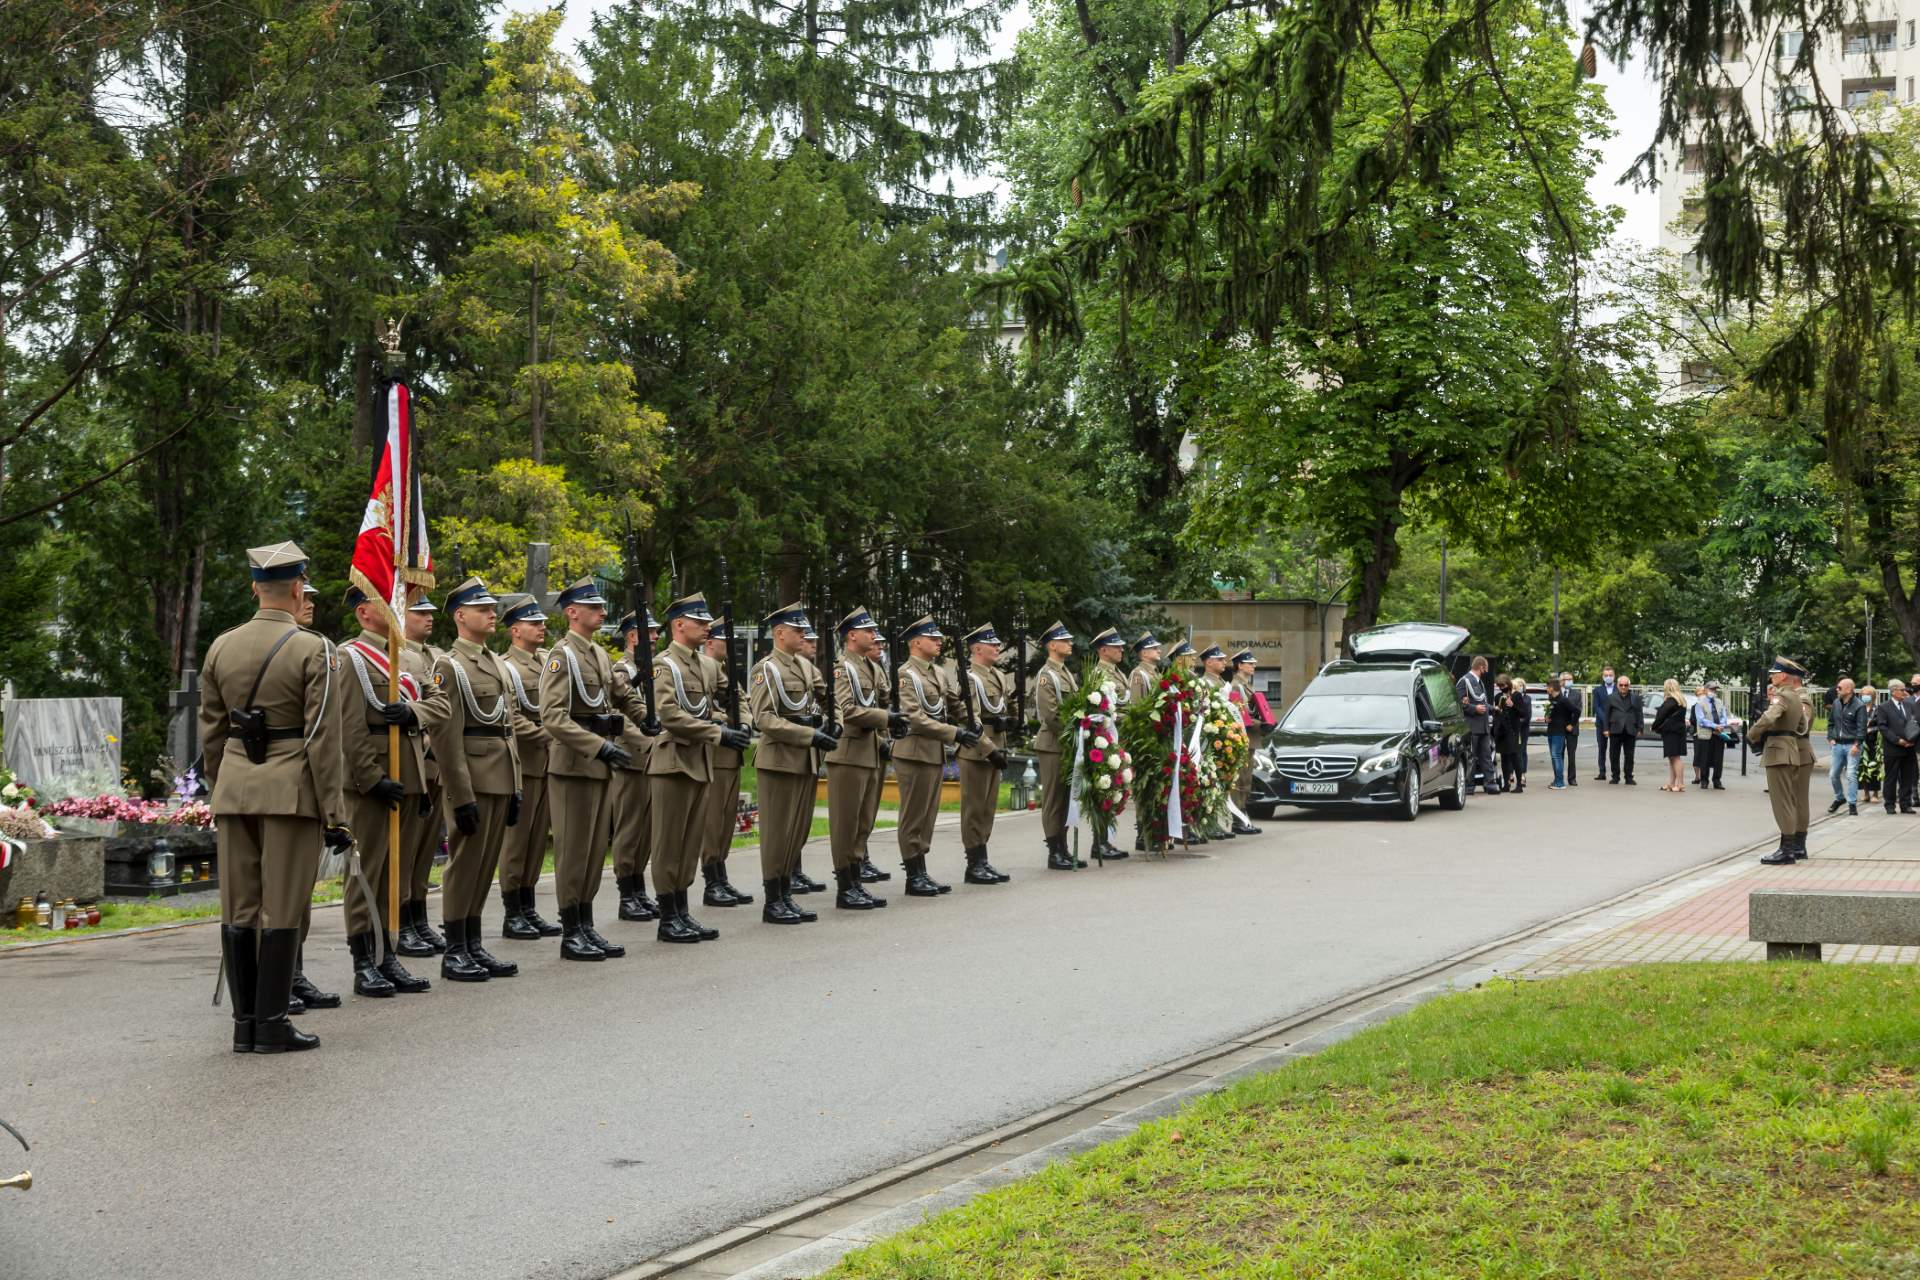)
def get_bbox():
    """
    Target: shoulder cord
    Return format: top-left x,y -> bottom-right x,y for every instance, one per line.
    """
302,637 -> 334,750
761,656 -> 814,712
562,643 -> 608,710
445,652 -> 506,725
1044,667 -> 1066,697
658,652 -> 711,717
843,658 -> 876,707
502,658 -> 539,715
969,670 -> 1007,715
904,666 -> 946,716
344,643 -> 422,711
